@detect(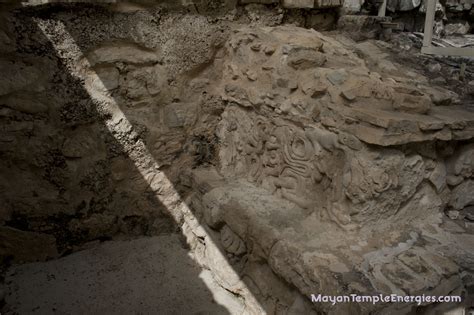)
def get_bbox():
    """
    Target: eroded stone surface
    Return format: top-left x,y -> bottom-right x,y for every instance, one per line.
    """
1,3 -> 473,314
5,235 -> 245,315
183,26 -> 474,313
